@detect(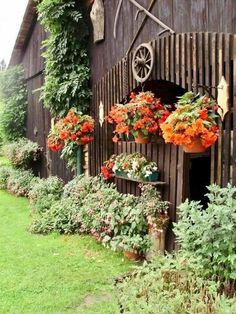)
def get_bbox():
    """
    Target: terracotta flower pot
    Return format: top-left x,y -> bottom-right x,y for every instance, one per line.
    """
134,132 -> 150,144
182,138 -> 206,153
123,250 -> 140,261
